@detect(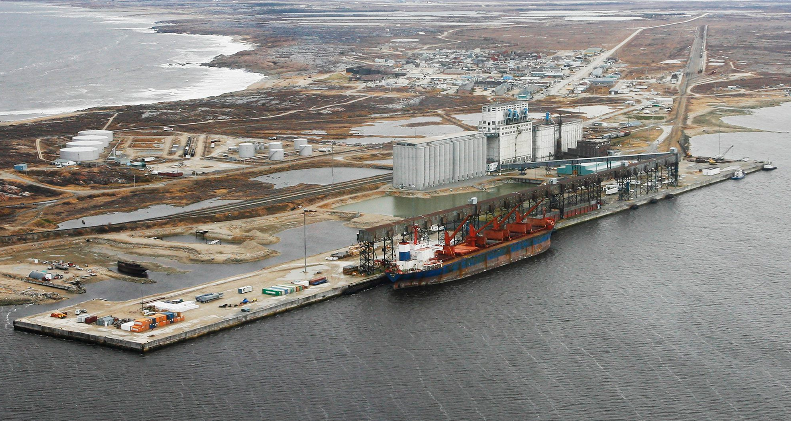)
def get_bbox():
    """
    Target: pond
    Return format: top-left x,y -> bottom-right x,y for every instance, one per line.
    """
57,198 -> 241,230
252,167 -> 391,189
